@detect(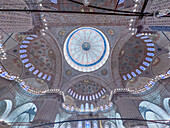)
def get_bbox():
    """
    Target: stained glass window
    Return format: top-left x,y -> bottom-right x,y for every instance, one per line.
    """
85,121 -> 91,128
118,0 -> 124,4
51,0 -> 57,4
